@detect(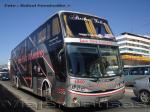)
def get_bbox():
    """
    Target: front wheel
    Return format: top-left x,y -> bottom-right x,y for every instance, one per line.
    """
42,83 -> 52,101
139,91 -> 150,104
